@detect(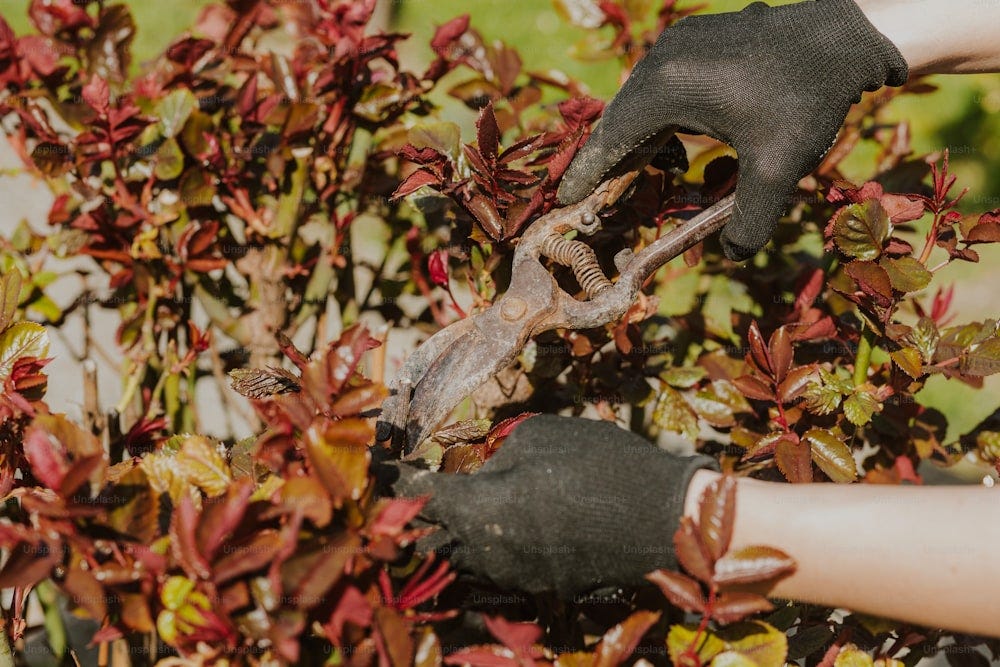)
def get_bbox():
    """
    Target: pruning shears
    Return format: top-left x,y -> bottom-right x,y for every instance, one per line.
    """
376,133 -> 736,454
